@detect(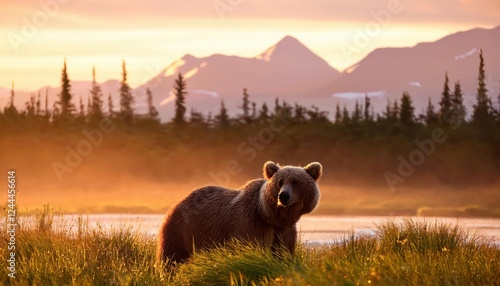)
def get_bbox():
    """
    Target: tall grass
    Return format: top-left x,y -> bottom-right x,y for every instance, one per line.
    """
1,213 -> 498,285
